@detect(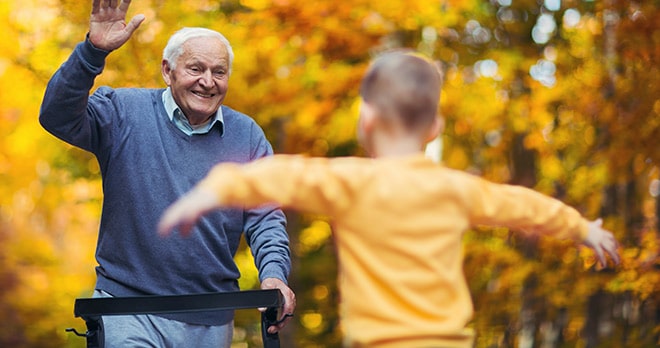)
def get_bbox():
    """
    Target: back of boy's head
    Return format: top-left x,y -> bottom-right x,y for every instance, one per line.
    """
360,51 -> 441,133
